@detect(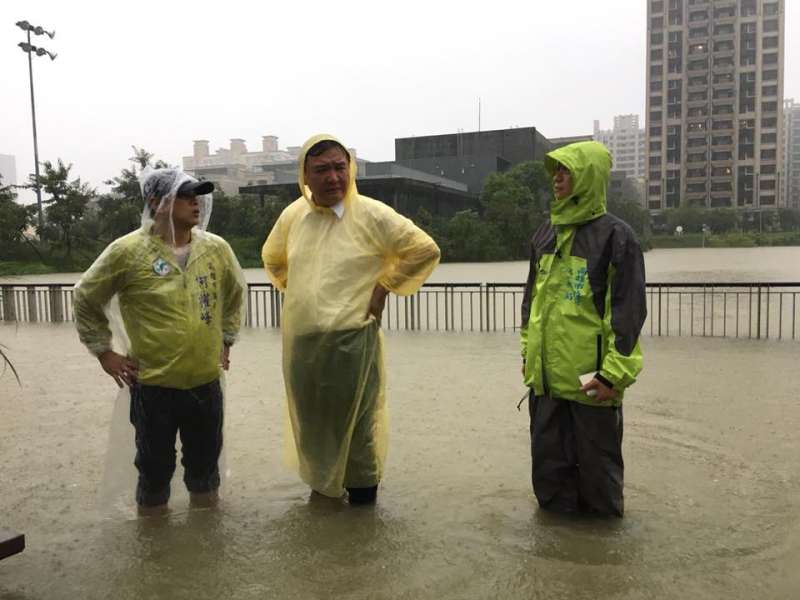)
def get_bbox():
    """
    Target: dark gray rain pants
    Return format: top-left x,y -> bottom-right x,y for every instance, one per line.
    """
529,393 -> 624,517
